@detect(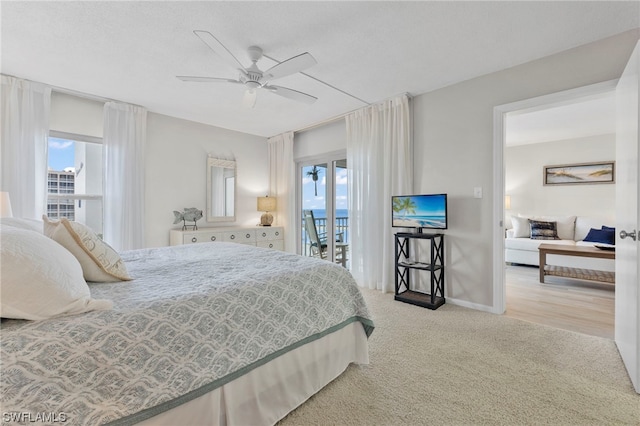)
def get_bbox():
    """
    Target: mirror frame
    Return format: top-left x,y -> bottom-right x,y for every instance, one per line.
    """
206,157 -> 236,223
